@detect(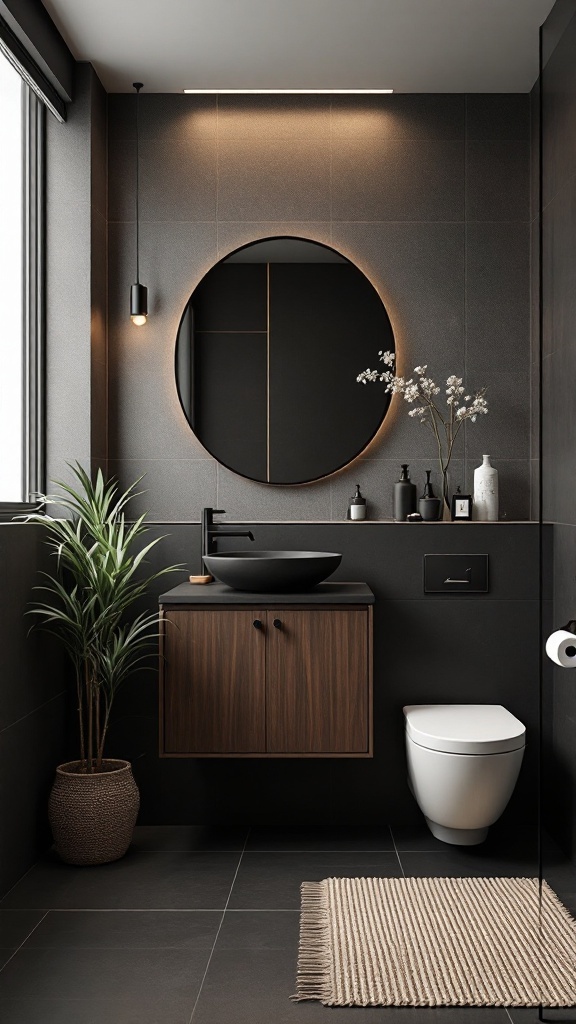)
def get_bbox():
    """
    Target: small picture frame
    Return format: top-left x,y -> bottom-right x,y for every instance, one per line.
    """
451,493 -> 472,521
